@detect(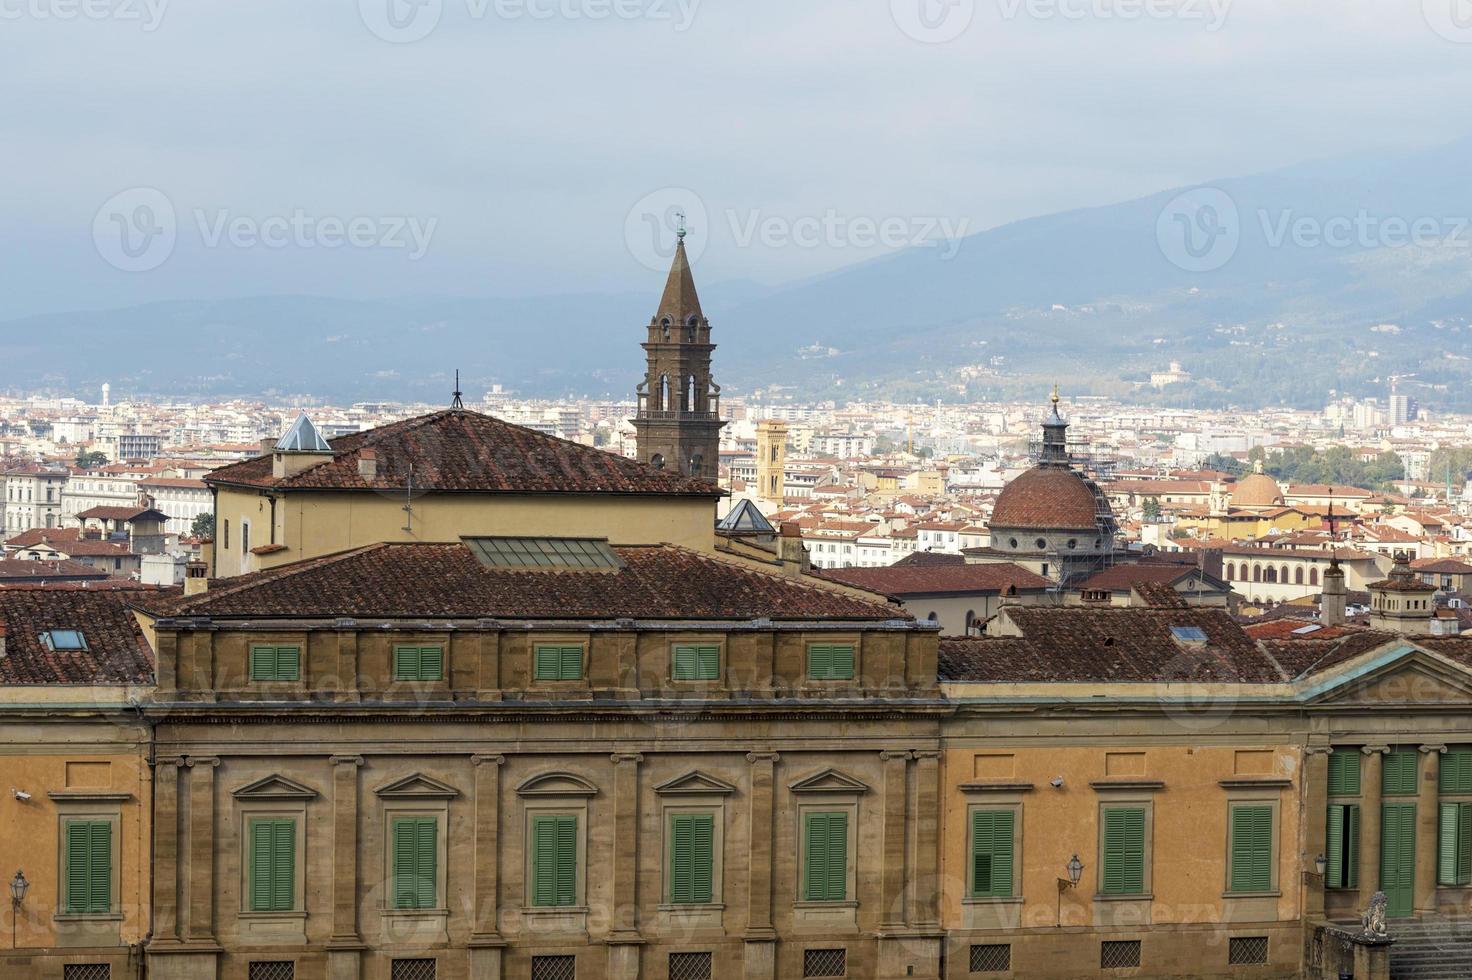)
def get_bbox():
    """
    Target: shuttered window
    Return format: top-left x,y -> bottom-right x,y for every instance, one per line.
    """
534,645 -> 584,681
672,645 -> 721,681
391,817 -> 438,909
1325,803 -> 1360,889
1382,750 -> 1419,796
531,815 -> 578,907
1442,749 -> 1472,794
249,645 -> 301,682
248,818 -> 296,911
1438,802 -> 1472,886
668,814 -> 715,904
393,645 -> 444,681
807,644 -> 855,681
1228,805 -> 1274,894
64,821 -> 112,914
970,809 -> 1015,898
803,812 -> 849,901
1100,807 -> 1146,896
1328,751 -> 1361,796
